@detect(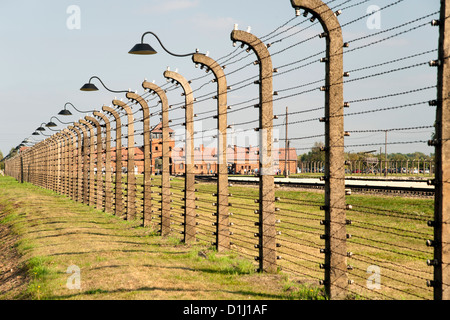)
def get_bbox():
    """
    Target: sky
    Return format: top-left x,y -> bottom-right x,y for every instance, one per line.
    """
0,0 -> 442,159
